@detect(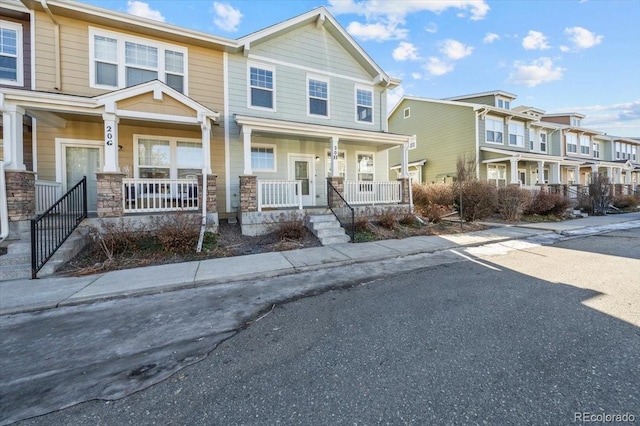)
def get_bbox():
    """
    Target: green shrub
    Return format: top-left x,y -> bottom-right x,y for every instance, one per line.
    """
497,186 -> 531,221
